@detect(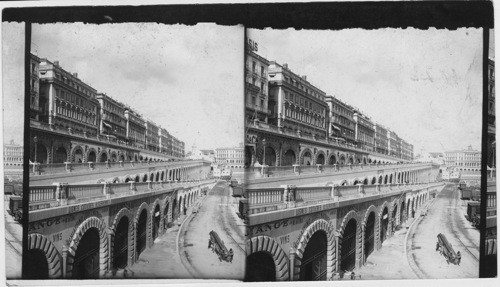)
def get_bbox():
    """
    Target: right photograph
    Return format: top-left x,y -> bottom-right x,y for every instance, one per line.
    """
243,27 -> 493,281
